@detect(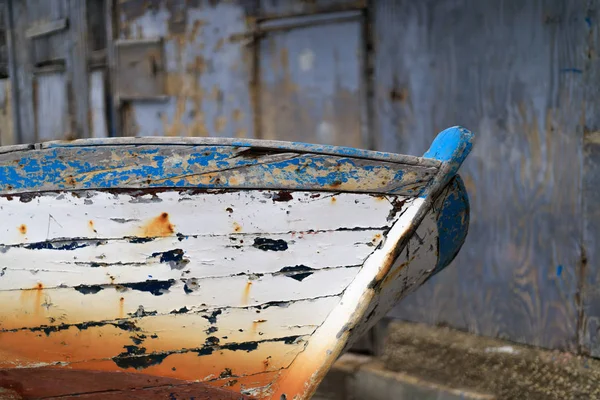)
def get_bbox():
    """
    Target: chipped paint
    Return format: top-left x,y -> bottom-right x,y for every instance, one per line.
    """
0,143 -> 435,196
0,127 -> 473,399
